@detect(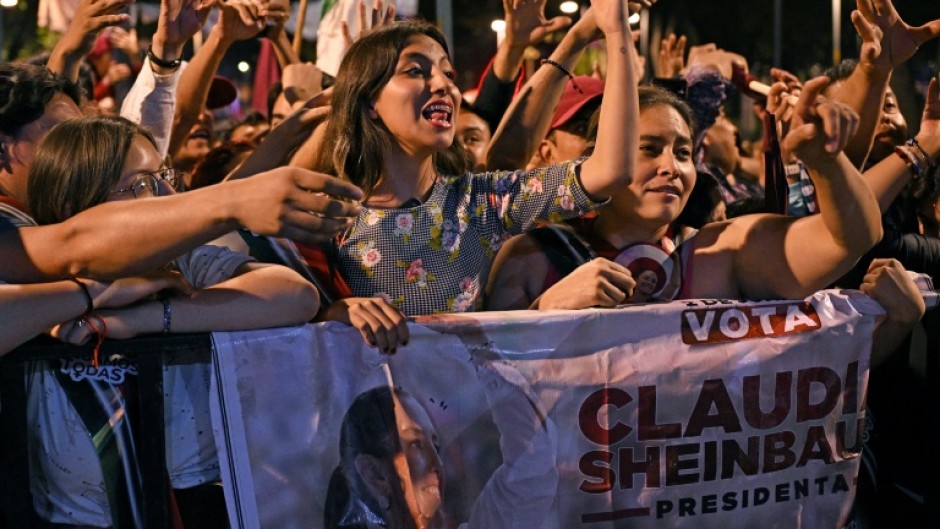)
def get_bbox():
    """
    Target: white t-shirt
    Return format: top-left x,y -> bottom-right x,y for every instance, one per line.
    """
28,244 -> 253,527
